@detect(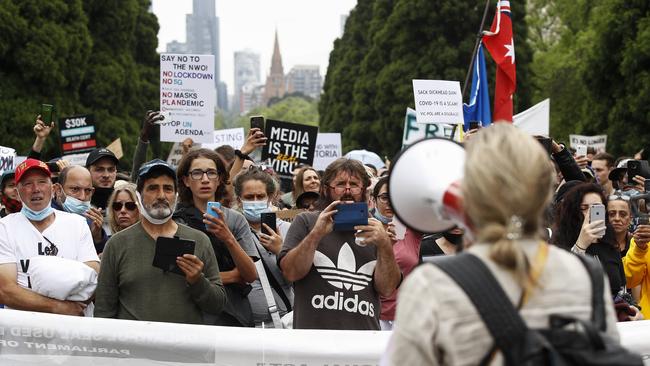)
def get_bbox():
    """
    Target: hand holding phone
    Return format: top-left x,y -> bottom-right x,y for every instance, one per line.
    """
206,201 -> 221,219
241,120 -> 267,155
333,202 -> 369,232
40,104 -> 54,125
260,212 -> 277,235
250,116 -> 265,131
576,145 -> 588,157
